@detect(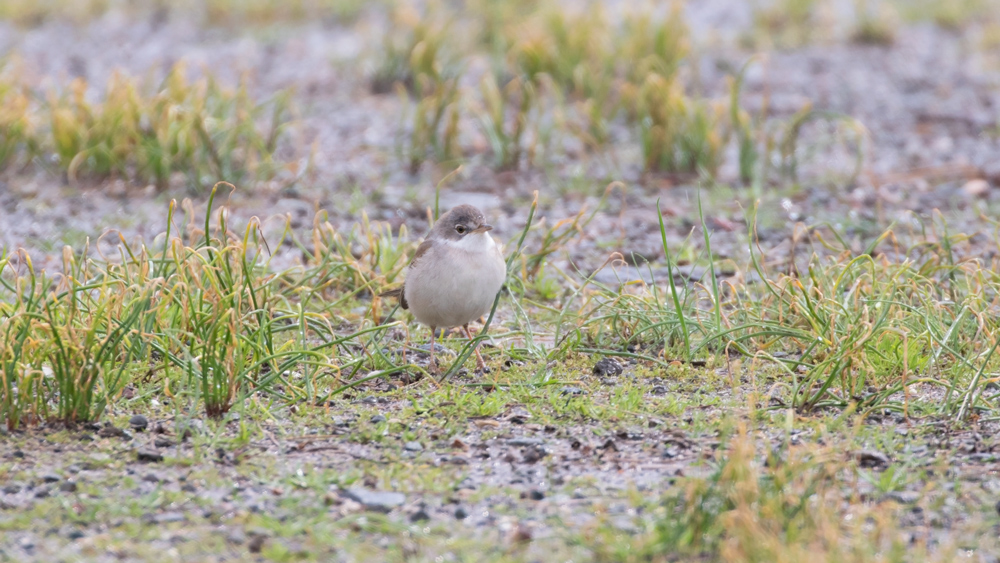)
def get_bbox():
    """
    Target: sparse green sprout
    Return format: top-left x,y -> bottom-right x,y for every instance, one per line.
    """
507,6 -> 613,98
0,59 -> 34,170
202,0 -> 370,26
619,5 -> 690,84
633,73 -> 728,176
372,6 -> 458,95
42,257 -> 150,425
379,6 -> 465,172
851,0 -> 898,45
0,254 -> 46,431
477,73 -> 537,170
898,0 -> 990,29
750,0 -> 826,49
44,63 -> 294,191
